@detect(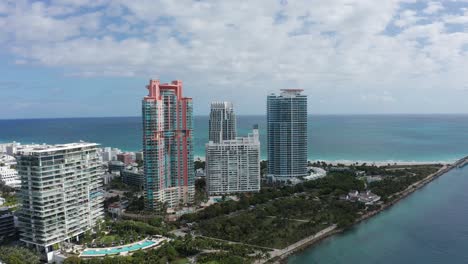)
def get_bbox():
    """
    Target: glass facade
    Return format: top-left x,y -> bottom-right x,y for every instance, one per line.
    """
267,89 -> 308,181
